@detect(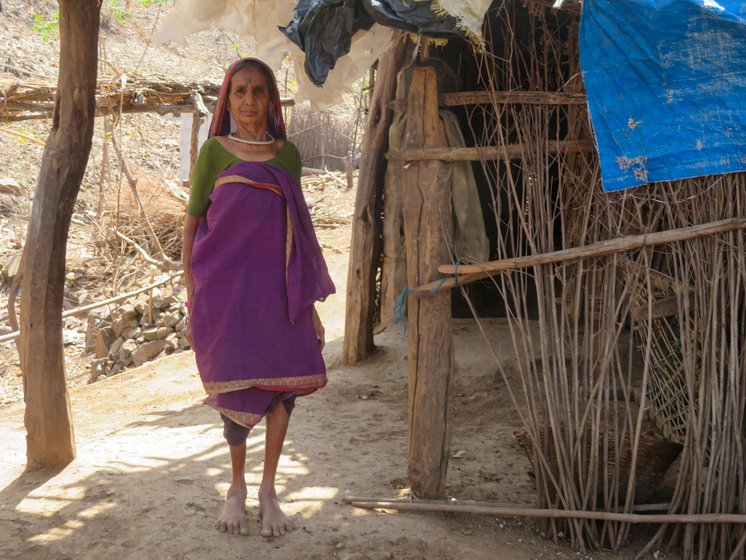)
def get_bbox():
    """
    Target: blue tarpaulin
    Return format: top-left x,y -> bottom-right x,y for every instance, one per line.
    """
580,0 -> 746,192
